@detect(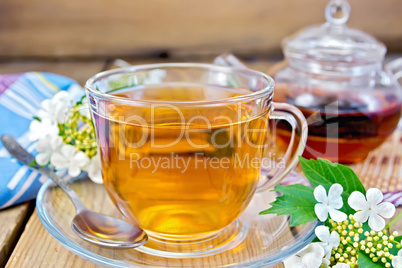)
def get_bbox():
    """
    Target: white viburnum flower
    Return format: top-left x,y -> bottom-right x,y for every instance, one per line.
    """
86,155 -> 103,184
35,134 -> 63,165
283,243 -> 325,268
53,90 -> 72,103
29,118 -> 59,141
392,249 -> 402,268
78,96 -> 91,118
333,263 -> 350,268
315,225 -> 340,257
50,144 -> 89,177
314,184 -> 347,222
320,254 -> 330,268
37,91 -> 72,124
348,188 -> 396,231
